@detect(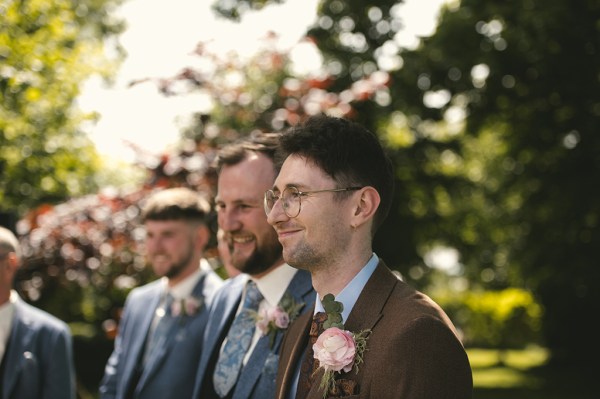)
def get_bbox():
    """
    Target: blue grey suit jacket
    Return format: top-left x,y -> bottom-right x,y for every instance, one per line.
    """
192,269 -> 315,399
99,268 -> 223,399
1,294 -> 75,399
